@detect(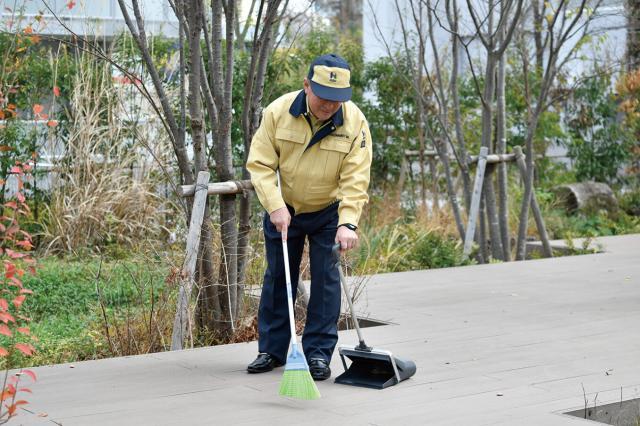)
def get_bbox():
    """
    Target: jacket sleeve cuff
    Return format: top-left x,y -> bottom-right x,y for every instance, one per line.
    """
264,196 -> 286,214
338,206 -> 360,228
